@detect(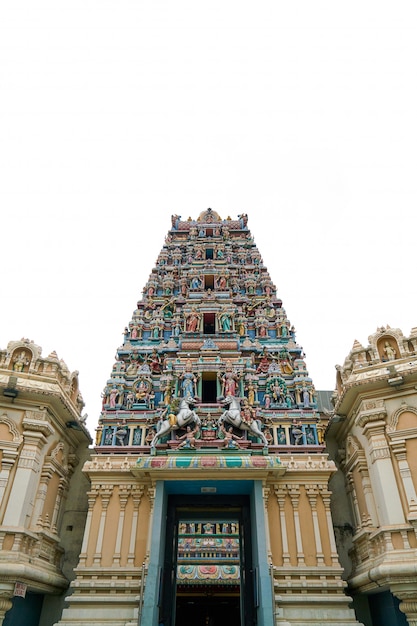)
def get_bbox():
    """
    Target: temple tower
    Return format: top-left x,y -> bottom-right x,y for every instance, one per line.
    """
57,210 -> 361,626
